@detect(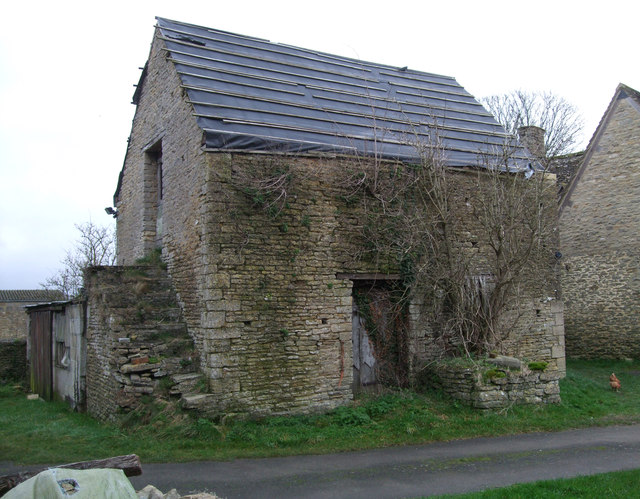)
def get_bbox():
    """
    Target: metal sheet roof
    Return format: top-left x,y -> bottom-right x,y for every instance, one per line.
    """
154,17 -> 529,167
